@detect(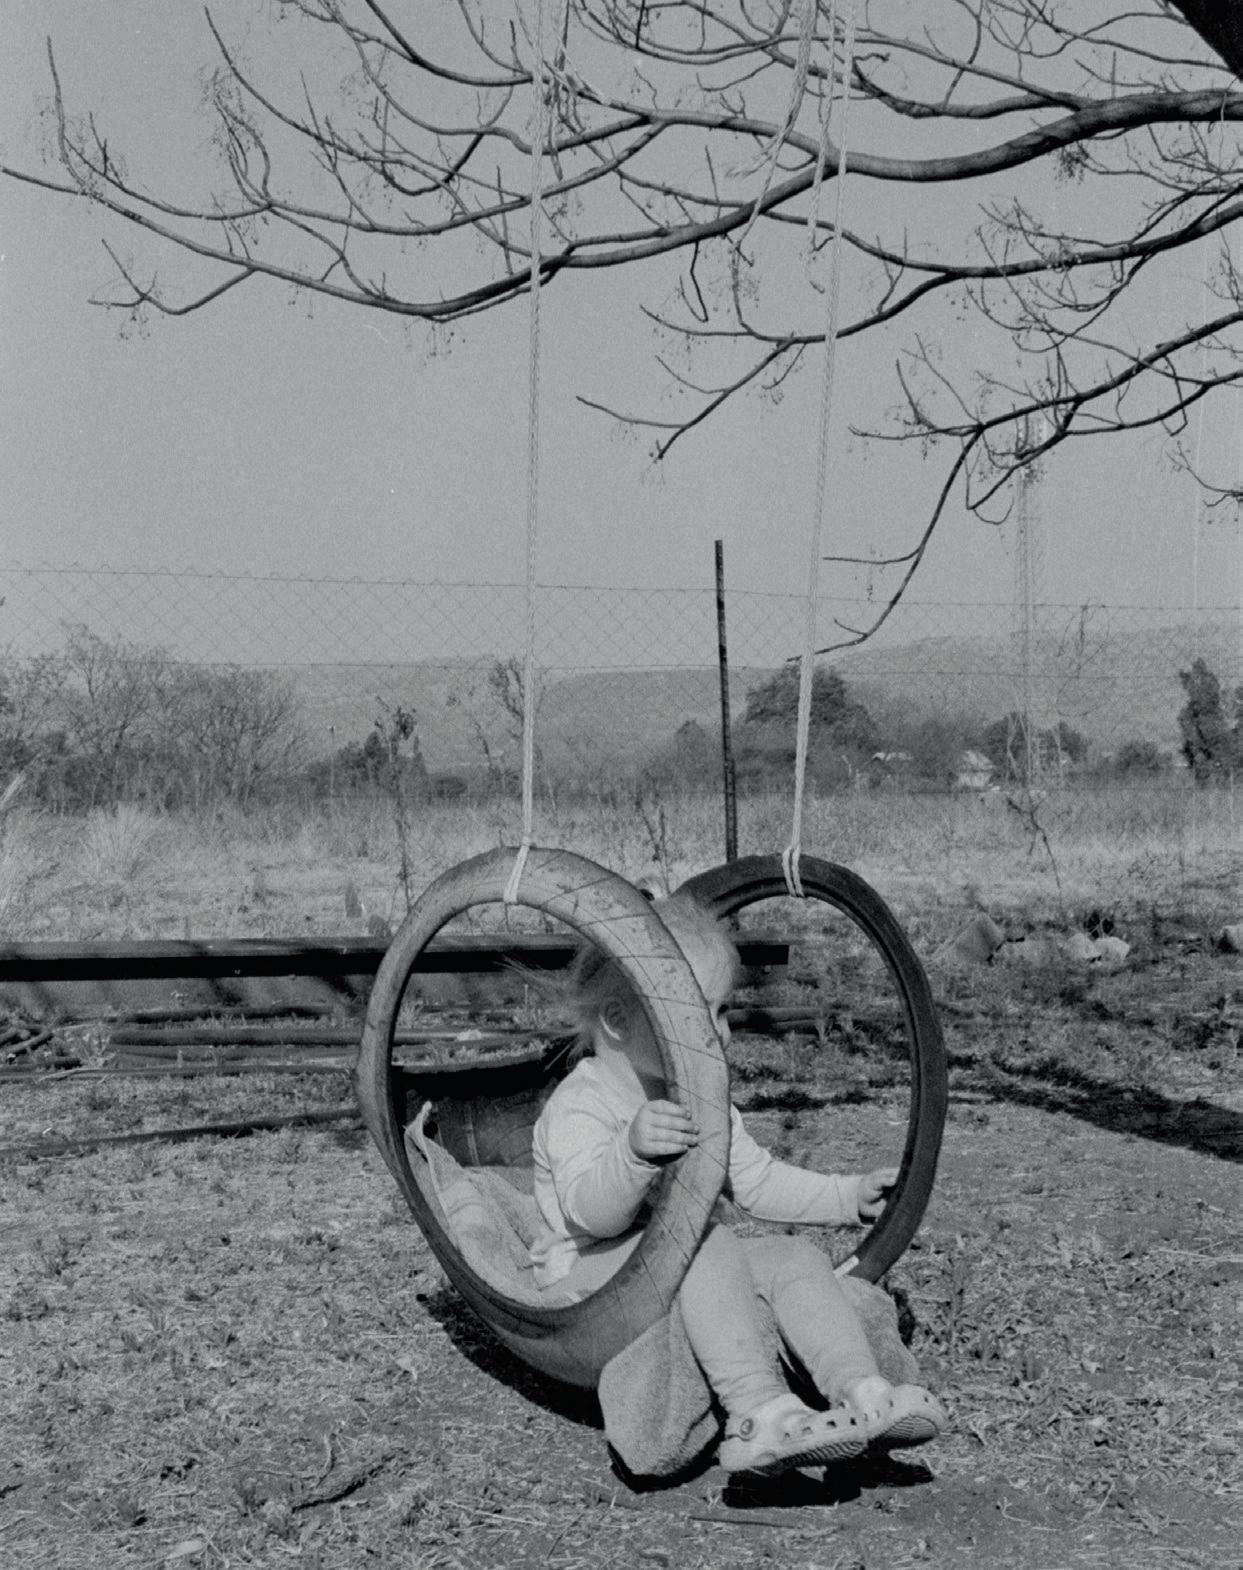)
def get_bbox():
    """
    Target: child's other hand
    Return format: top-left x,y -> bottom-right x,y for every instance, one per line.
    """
628,1099 -> 699,1162
857,1166 -> 899,1220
